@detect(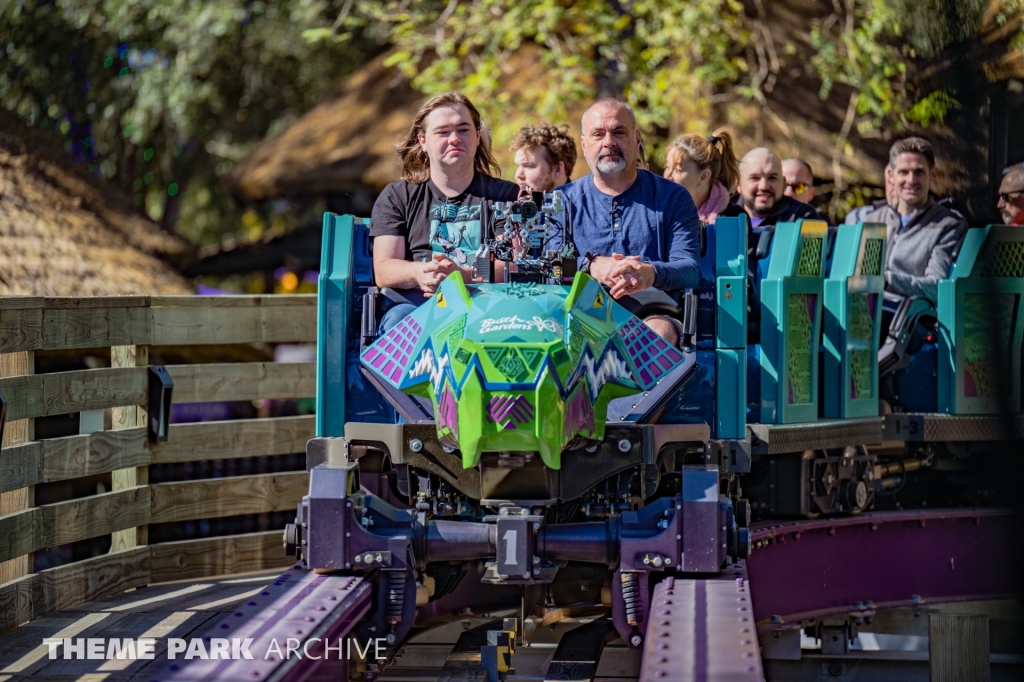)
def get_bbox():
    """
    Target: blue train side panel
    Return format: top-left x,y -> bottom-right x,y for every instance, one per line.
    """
317,213 -> 393,437
758,220 -> 829,423
822,222 -> 887,418
671,216 -> 747,438
714,216 -> 748,439
937,225 -> 1024,414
